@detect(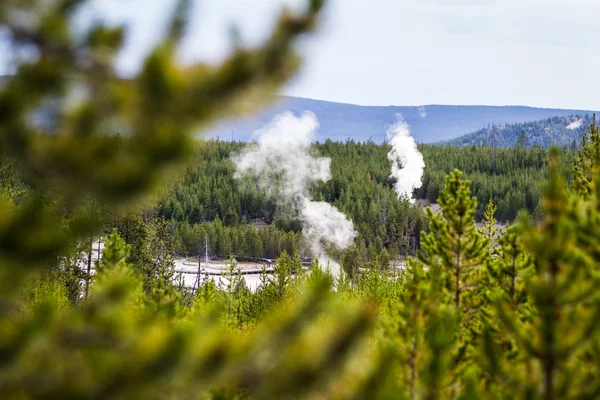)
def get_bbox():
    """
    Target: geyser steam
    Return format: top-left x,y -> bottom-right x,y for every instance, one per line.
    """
387,117 -> 425,202
232,112 -> 356,275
